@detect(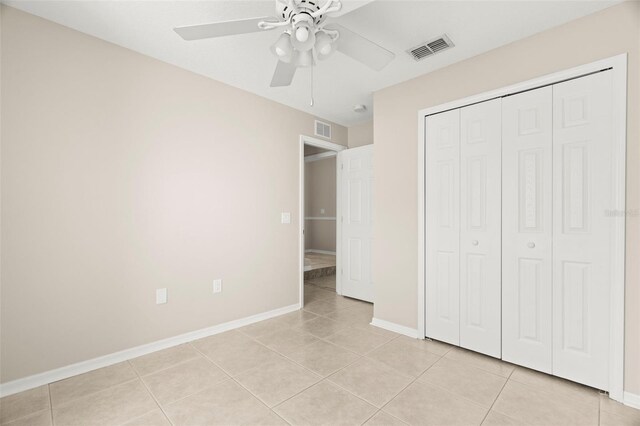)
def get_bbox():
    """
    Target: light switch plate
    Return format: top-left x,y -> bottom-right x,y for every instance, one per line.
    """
320,208 -> 325,214
281,212 -> 291,224
156,288 -> 167,304
213,279 -> 222,294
